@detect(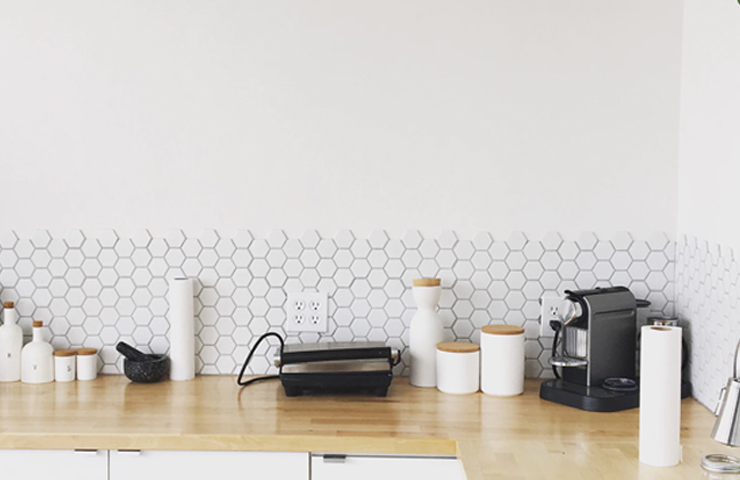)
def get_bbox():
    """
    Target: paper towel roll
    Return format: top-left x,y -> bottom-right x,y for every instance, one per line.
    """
639,325 -> 682,467
168,277 -> 195,381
